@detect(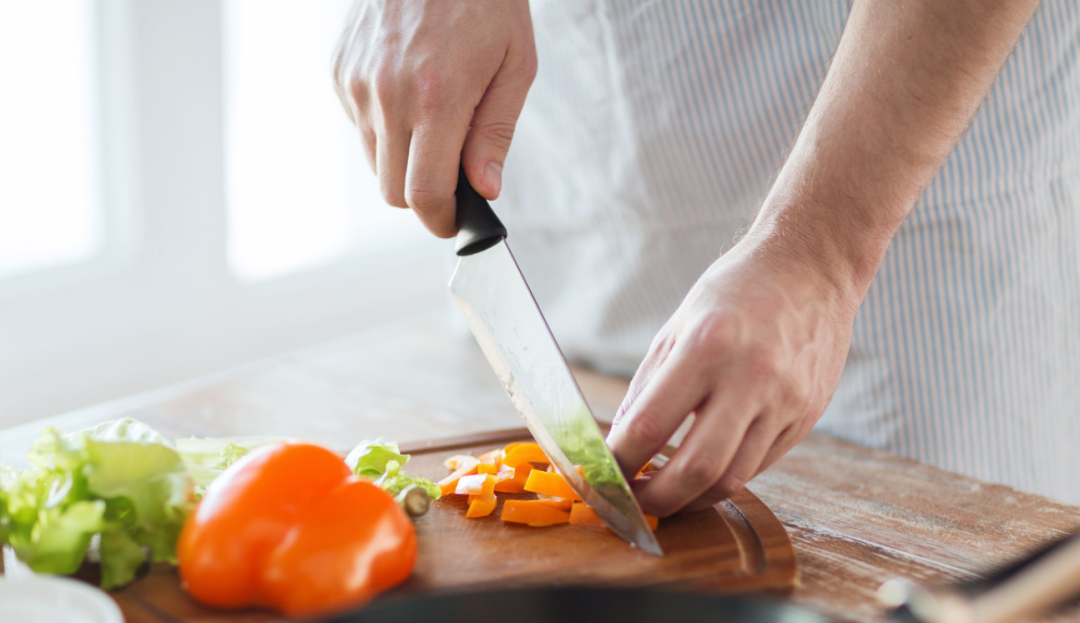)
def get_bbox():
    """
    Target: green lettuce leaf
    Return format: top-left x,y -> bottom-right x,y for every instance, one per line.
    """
345,440 -> 440,500
377,460 -> 441,501
175,435 -> 283,498
0,418 -> 194,589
